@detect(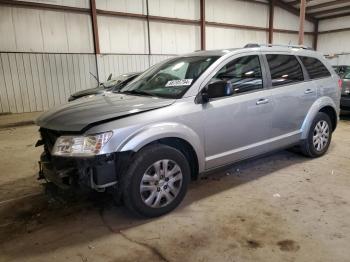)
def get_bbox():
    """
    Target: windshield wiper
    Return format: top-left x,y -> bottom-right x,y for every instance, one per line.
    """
120,90 -> 153,96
